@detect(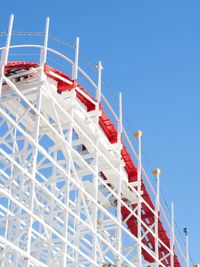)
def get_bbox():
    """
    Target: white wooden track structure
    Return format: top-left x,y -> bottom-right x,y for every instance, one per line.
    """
0,16 -> 188,267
